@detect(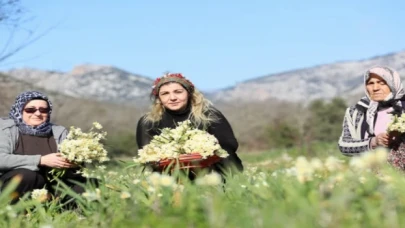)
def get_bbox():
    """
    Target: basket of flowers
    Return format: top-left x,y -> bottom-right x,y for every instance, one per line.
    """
133,120 -> 228,171
157,153 -> 222,170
